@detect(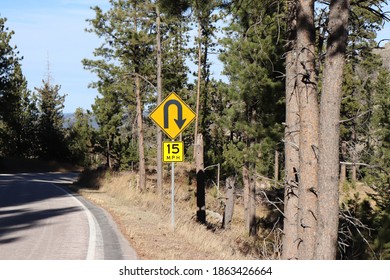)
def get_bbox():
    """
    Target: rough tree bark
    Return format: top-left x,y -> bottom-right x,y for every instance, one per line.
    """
223,175 -> 236,230
106,139 -> 112,169
194,18 -> 202,157
315,0 -> 350,260
243,164 -> 257,236
249,170 -> 257,236
296,0 -> 319,260
135,73 -> 146,191
274,150 -> 279,188
196,133 -> 206,224
340,141 -> 347,185
351,127 -> 357,182
282,0 -> 300,260
132,11 -> 146,191
156,5 -> 163,196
